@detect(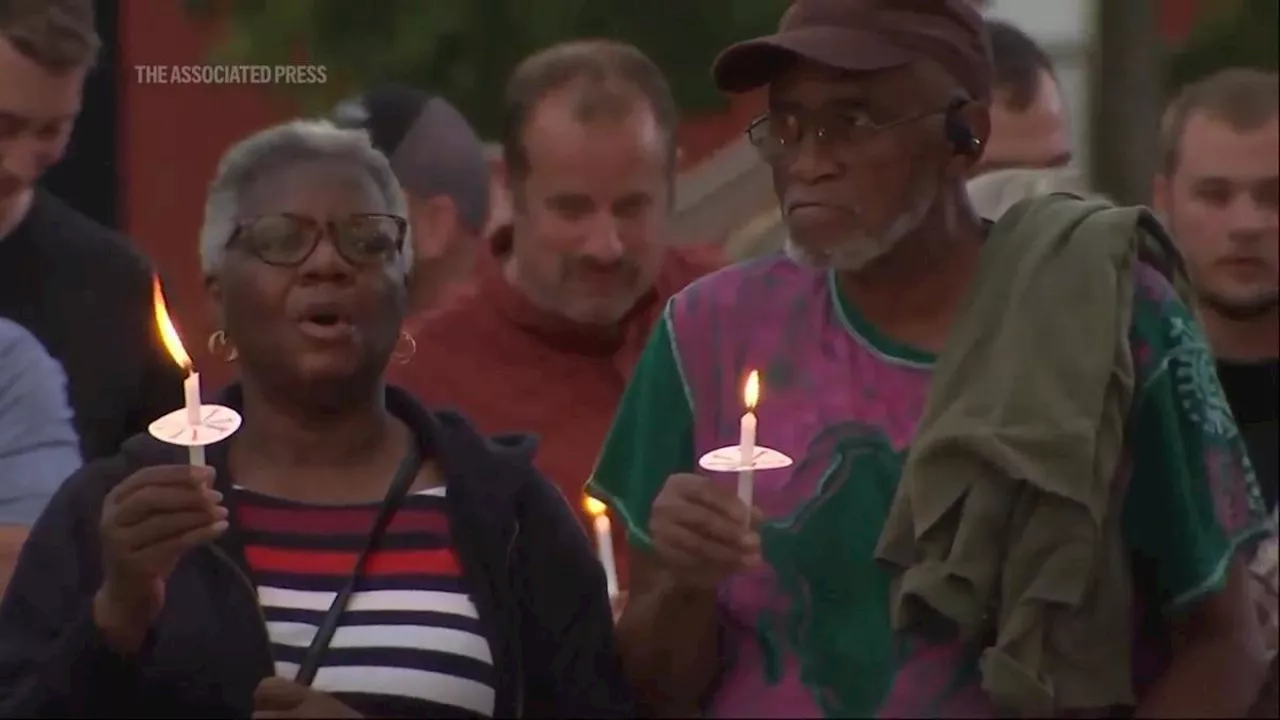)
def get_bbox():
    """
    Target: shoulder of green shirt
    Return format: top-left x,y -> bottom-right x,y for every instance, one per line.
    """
1122,266 -> 1271,613
587,311 -> 695,551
